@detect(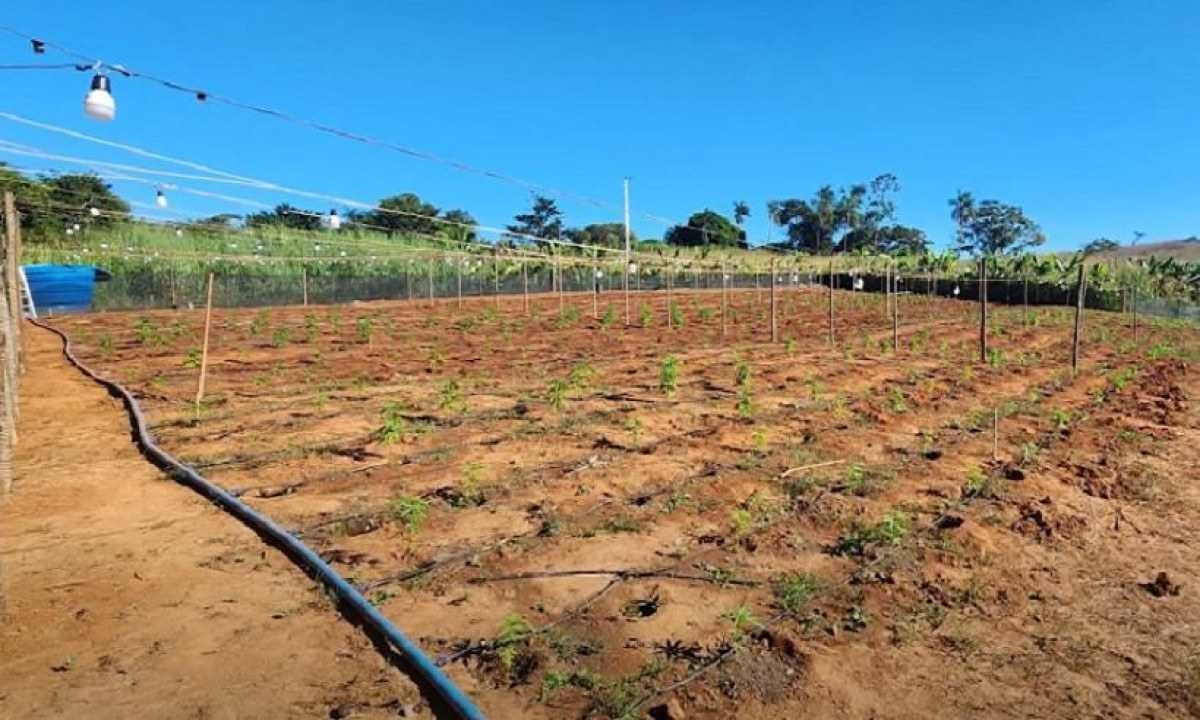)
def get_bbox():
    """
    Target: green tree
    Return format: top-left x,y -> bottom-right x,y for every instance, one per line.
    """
507,195 -> 564,246
769,184 -> 866,254
245,203 -> 323,231
439,208 -> 478,244
732,201 -> 750,227
949,191 -> 1045,257
366,192 -> 441,236
1081,237 -> 1120,256
565,223 -> 635,248
664,209 -> 746,248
